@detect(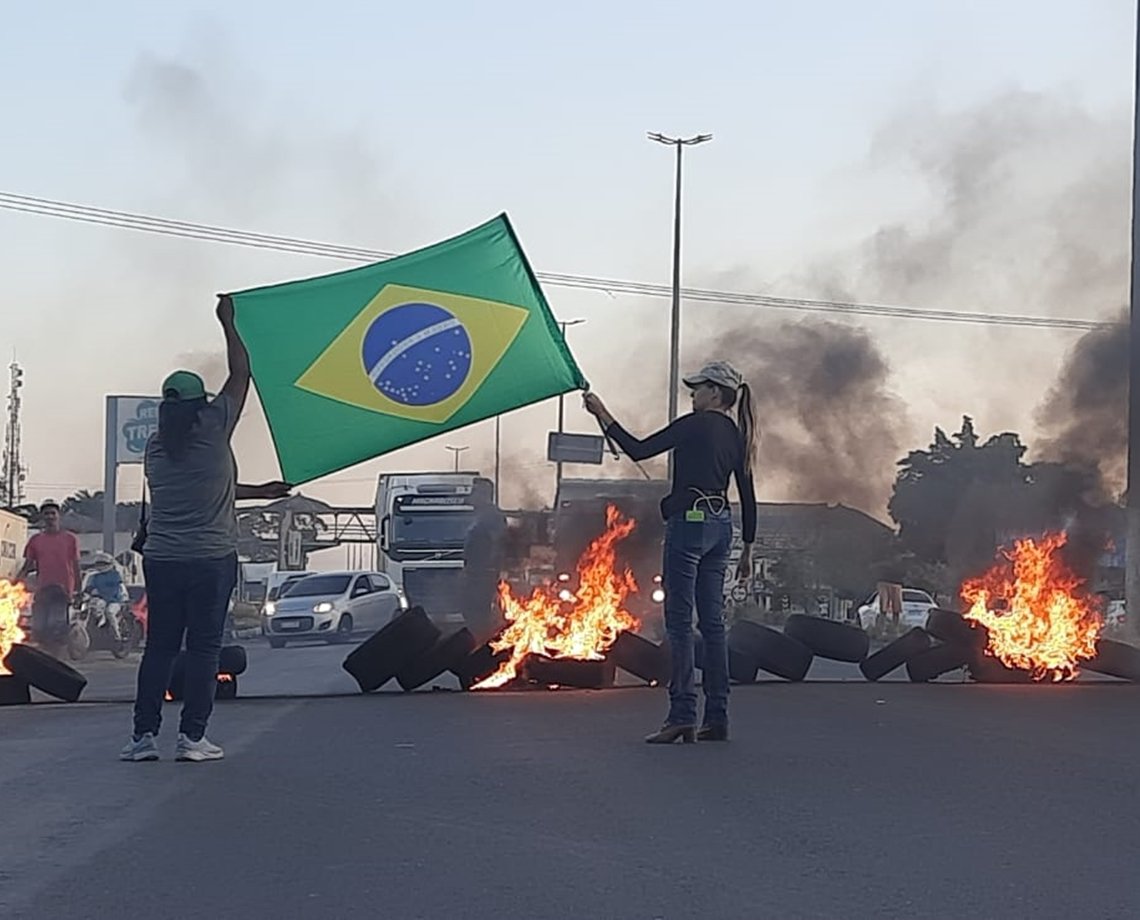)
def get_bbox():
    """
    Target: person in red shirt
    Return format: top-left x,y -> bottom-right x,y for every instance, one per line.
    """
17,499 -> 81,650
